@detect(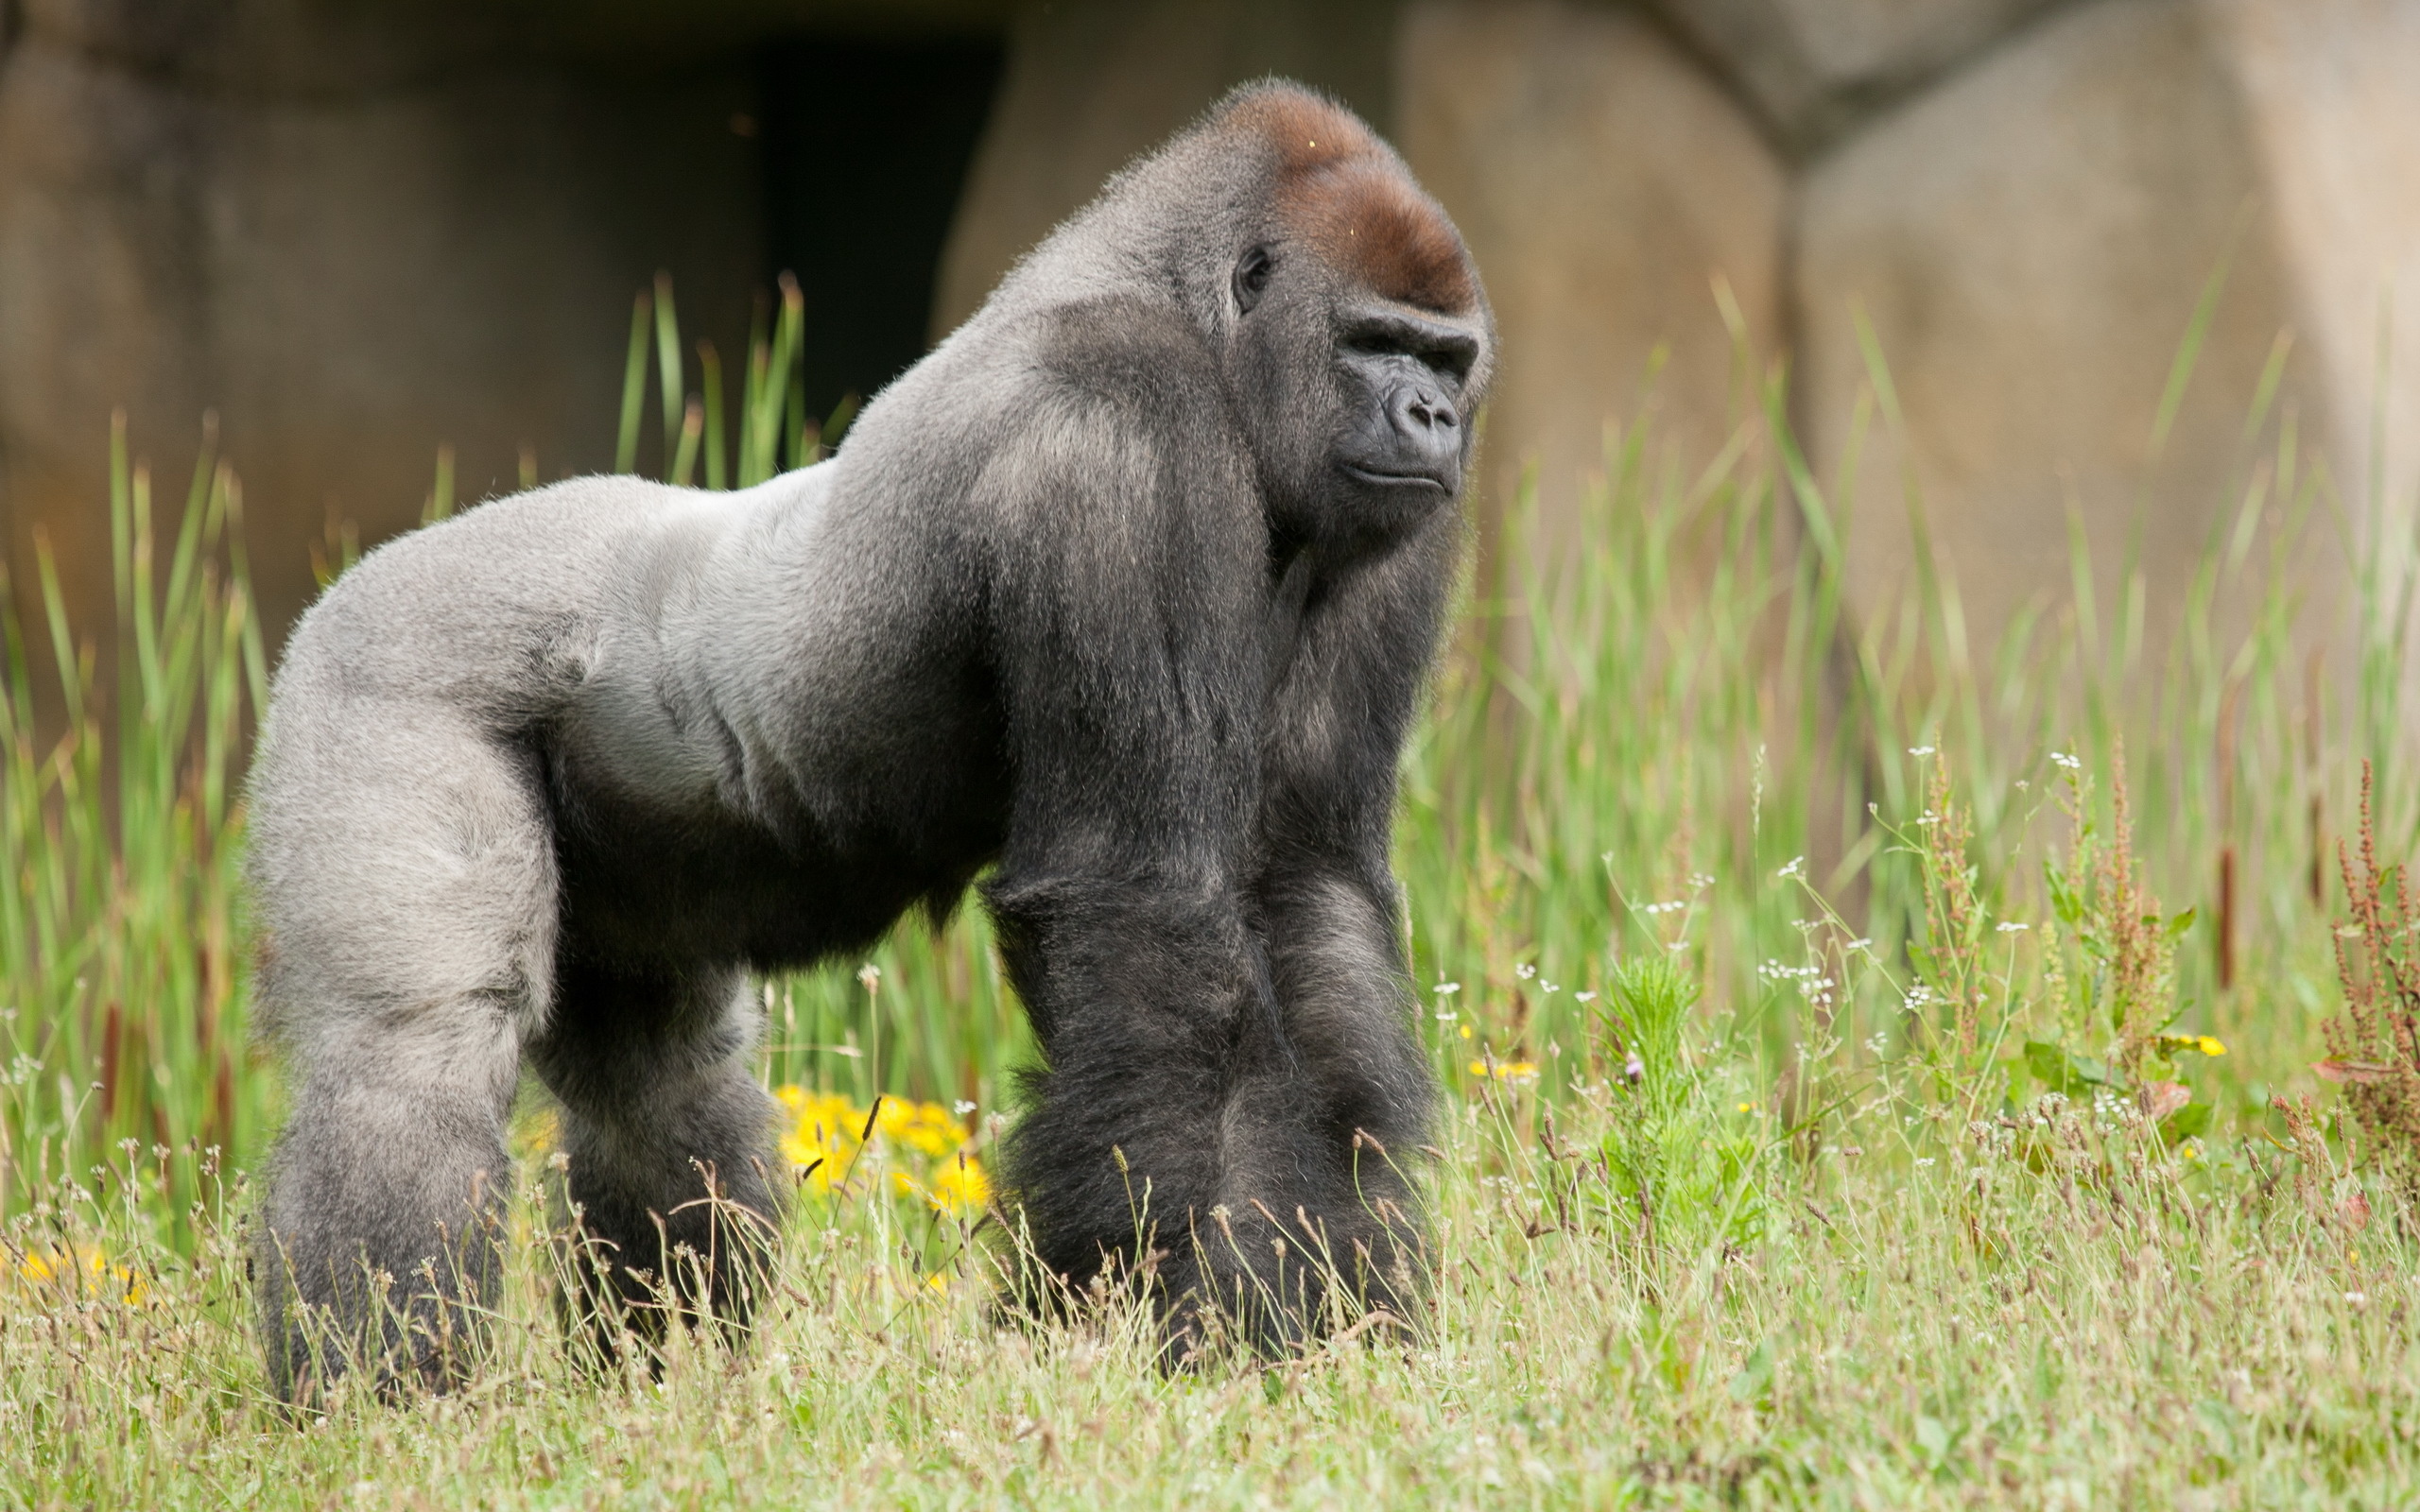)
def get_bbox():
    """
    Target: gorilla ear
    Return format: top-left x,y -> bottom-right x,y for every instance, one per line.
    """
1233,247 -> 1273,315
